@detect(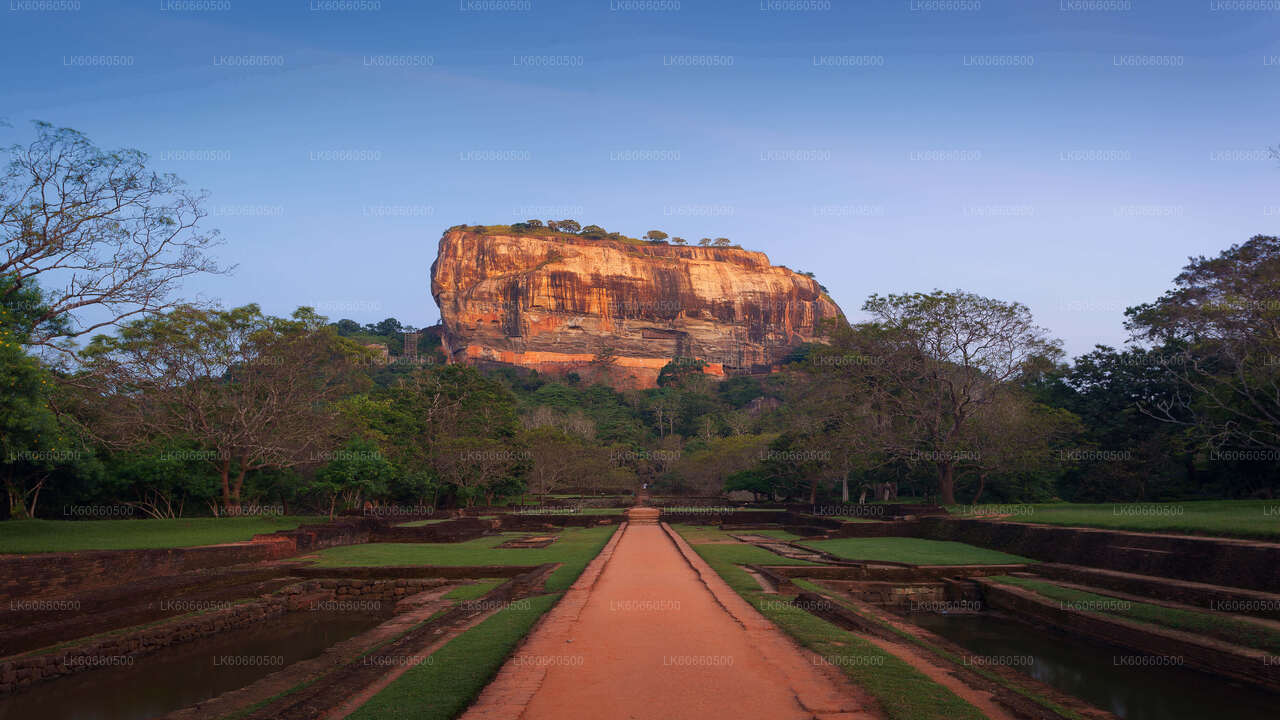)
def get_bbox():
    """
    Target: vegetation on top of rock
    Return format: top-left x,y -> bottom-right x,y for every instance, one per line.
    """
448,222 -> 742,250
